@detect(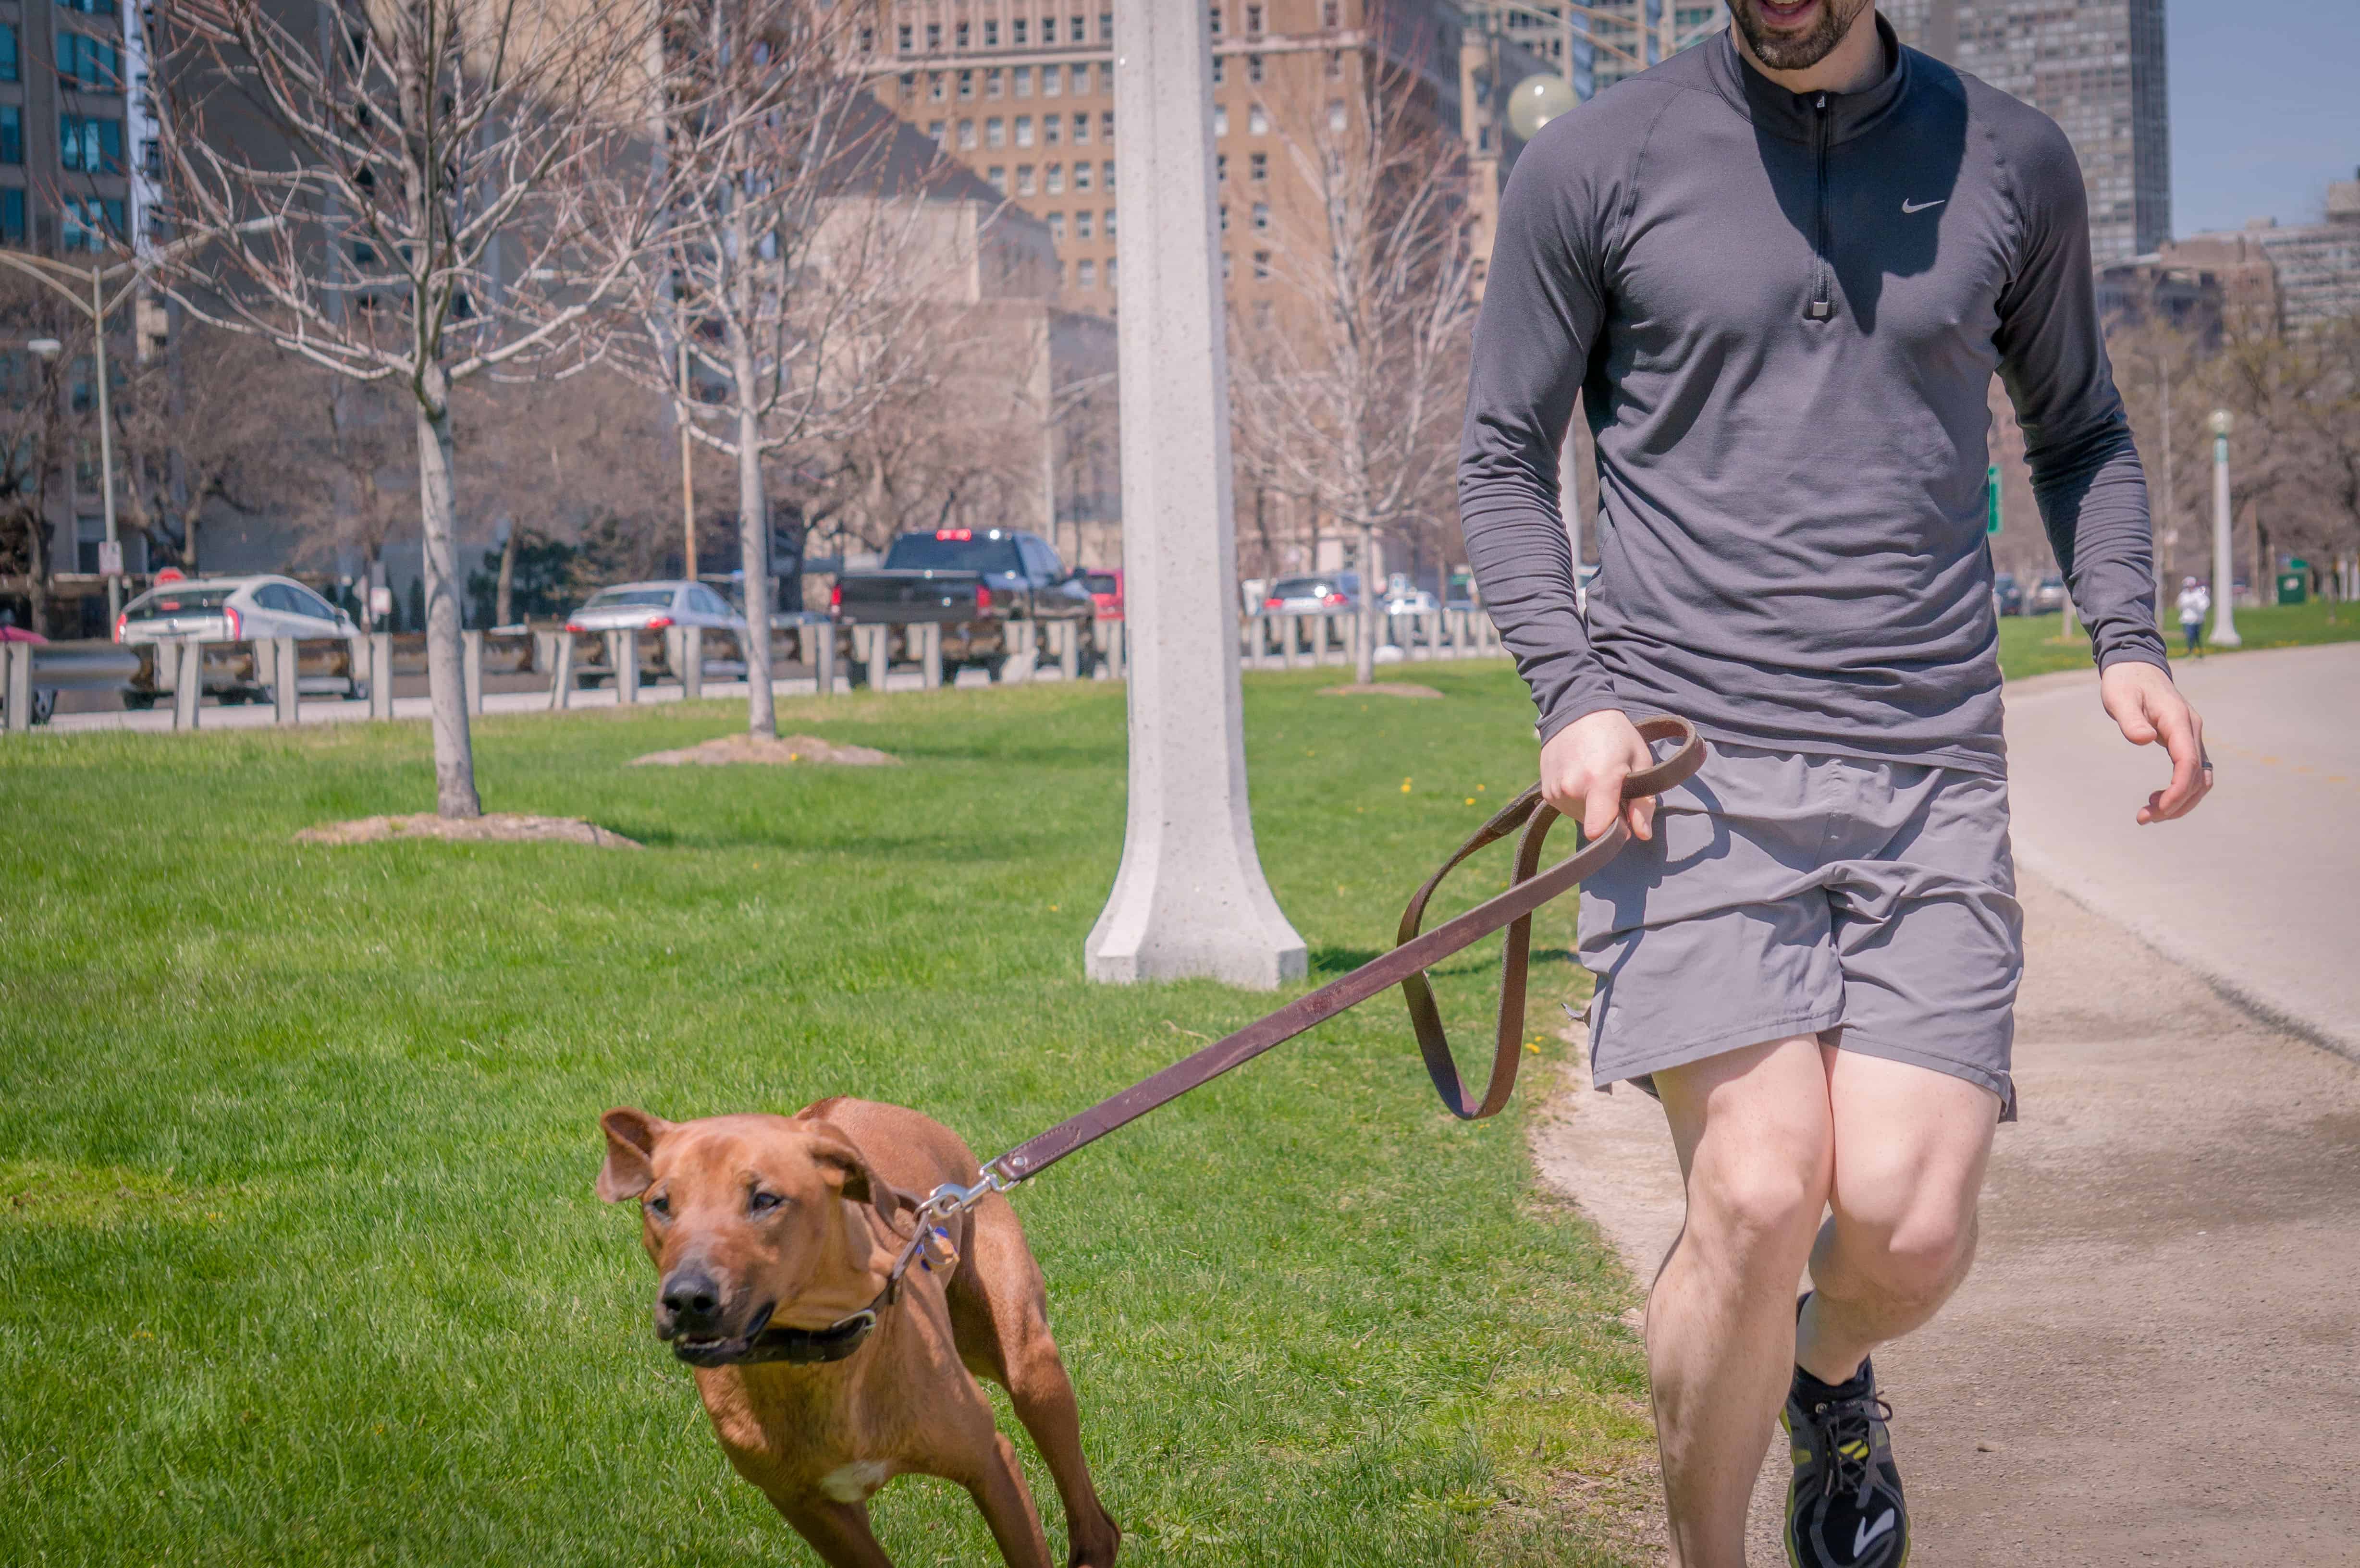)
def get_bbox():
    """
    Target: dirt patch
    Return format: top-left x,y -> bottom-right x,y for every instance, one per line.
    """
1315,682 -> 1444,699
627,733 -> 901,768
294,813 -> 641,848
